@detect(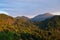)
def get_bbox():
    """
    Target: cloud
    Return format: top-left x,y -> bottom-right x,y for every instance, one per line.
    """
0,11 -> 9,15
0,0 -> 60,17
51,12 -> 60,15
